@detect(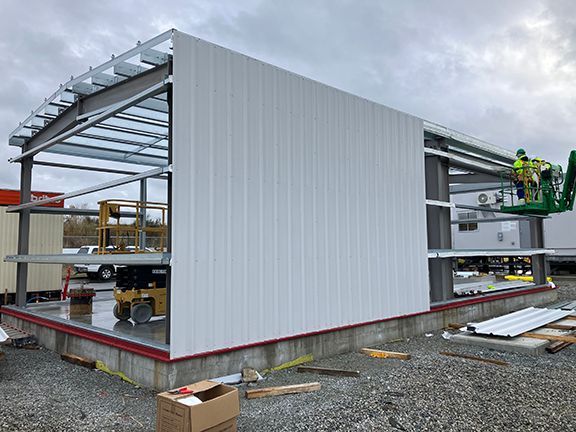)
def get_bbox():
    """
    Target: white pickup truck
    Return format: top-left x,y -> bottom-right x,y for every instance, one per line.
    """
73,245 -> 117,281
